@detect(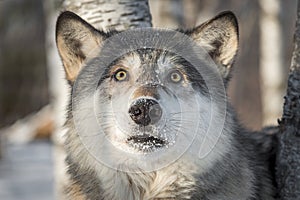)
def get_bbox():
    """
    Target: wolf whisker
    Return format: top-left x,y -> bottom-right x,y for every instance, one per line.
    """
169,111 -> 200,115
